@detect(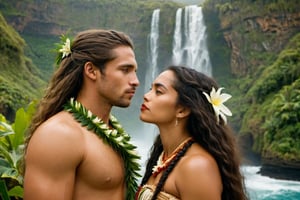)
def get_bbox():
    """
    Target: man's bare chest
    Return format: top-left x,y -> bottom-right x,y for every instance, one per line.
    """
76,132 -> 125,189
